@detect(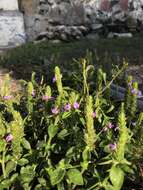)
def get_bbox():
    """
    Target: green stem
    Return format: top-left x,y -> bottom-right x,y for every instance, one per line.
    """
87,182 -> 101,190
97,63 -> 127,96
44,137 -> 52,167
82,60 -> 89,97
67,182 -> 72,190
2,145 -> 6,179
